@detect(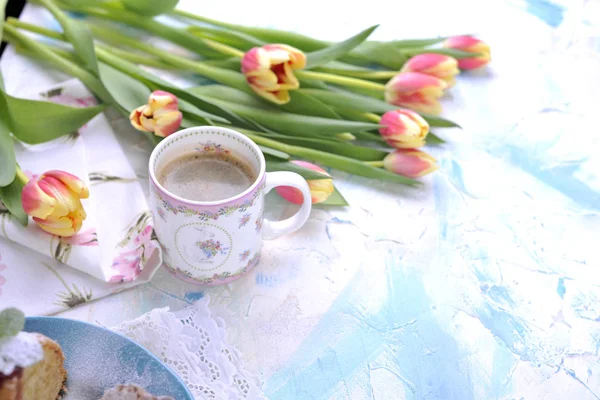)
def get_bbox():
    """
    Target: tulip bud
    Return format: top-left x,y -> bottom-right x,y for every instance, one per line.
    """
384,72 -> 447,115
383,149 -> 439,178
443,36 -> 491,70
400,54 -> 459,87
275,161 -> 334,204
241,44 -> 306,105
21,170 -> 89,237
379,109 -> 430,149
130,90 -> 182,137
